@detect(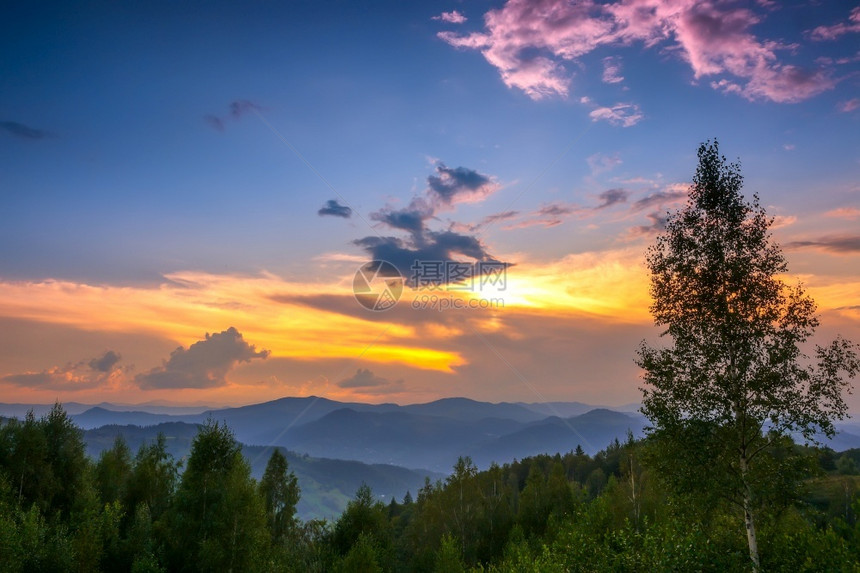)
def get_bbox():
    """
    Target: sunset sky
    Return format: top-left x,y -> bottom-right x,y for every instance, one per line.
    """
1,0 -> 859,409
